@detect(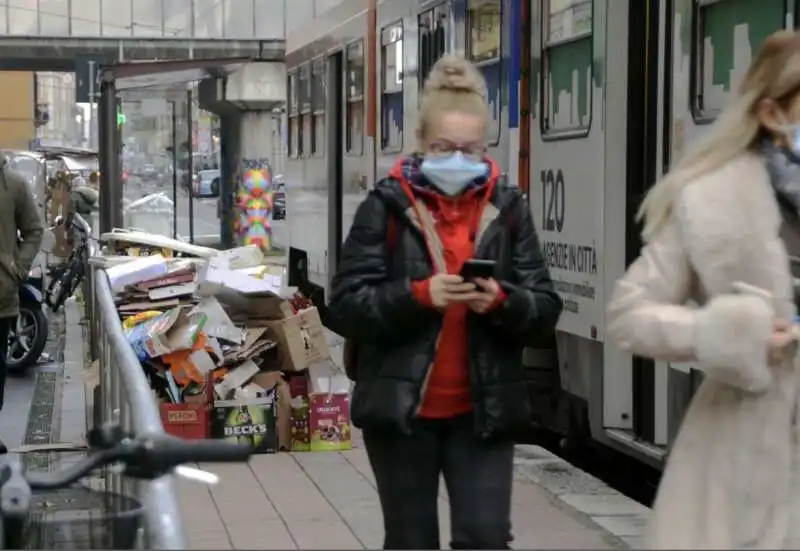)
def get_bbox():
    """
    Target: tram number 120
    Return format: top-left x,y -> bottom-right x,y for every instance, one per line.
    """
540,169 -> 565,232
